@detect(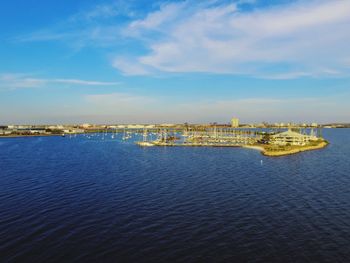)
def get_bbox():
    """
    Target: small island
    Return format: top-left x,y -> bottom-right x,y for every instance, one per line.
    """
243,129 -> 329,156
245,140 -> 328,157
